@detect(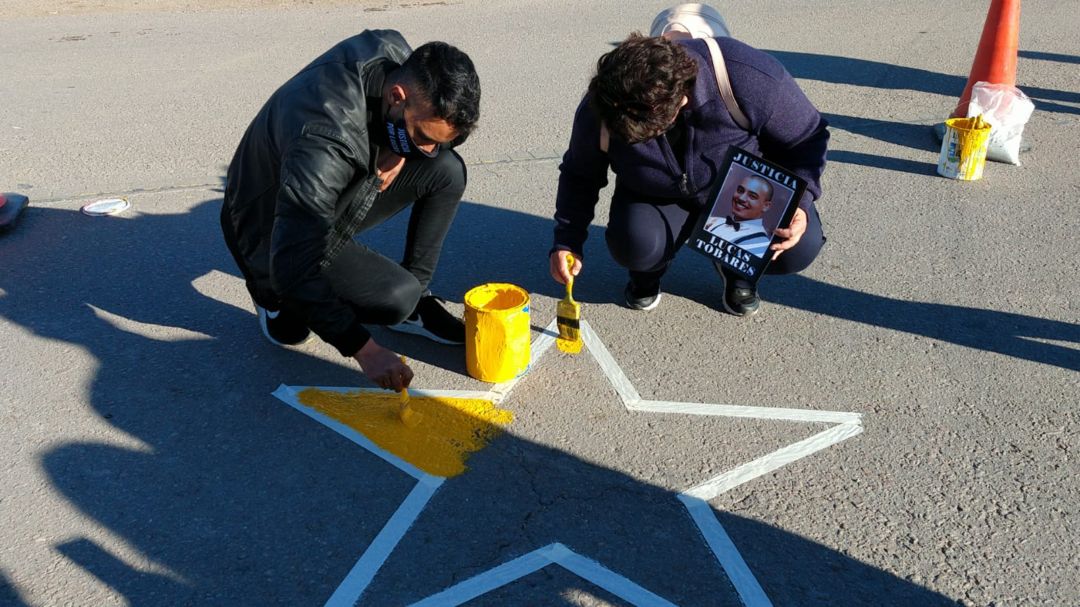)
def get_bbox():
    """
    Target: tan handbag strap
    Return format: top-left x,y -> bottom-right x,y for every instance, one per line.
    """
599,37 -> 750,153
702,36 -> 751,131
